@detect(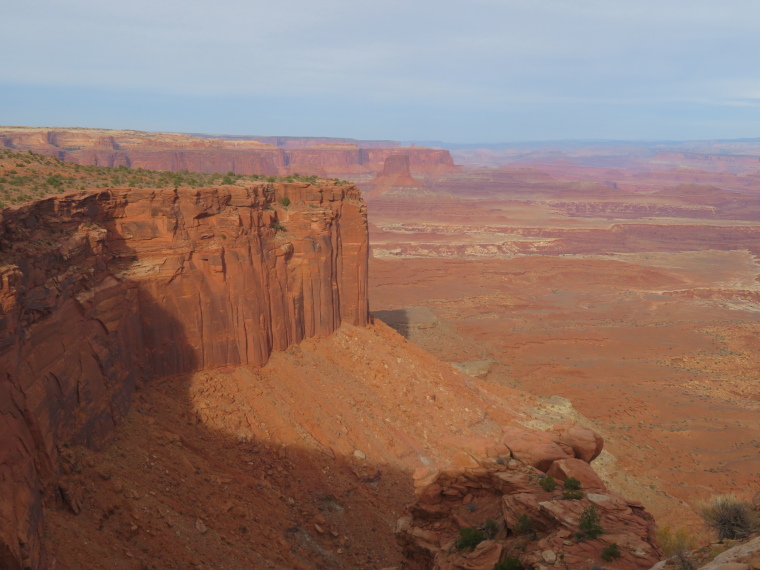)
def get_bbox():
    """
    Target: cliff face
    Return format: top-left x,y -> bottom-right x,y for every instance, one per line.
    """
0,128 -> 456,178
0,182 -> 368,569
